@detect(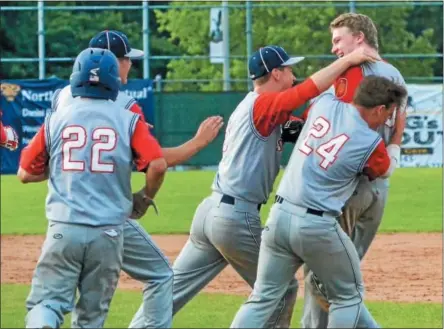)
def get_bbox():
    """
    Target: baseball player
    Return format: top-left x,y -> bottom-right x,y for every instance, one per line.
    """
52,30 -> 223,328
231,75 -> 407,328
0,119 -> 18,151
18,48 -> 167,328
300,13 -> 409,328
129,44 -> 380,328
